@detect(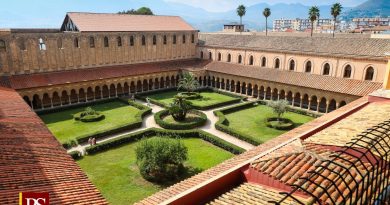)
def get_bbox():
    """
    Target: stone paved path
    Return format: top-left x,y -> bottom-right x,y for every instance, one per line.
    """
68,98 -> 256,154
